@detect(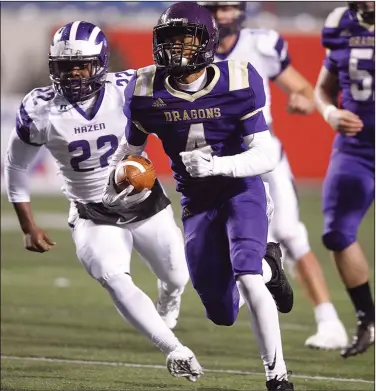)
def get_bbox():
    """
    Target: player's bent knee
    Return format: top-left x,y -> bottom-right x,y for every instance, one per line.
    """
167,270 -> 189,291
322,230 -> 356,252
205,303 -> 238,326
276,222 -> 310,261
99,271 -> 133,287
